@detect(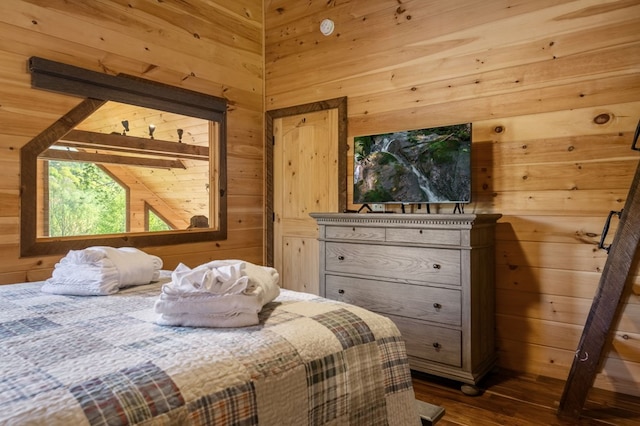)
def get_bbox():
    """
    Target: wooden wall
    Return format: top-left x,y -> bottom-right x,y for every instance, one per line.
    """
264,0 -> 640,396
0,0 -> 264,281
1,0 -> 638,401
